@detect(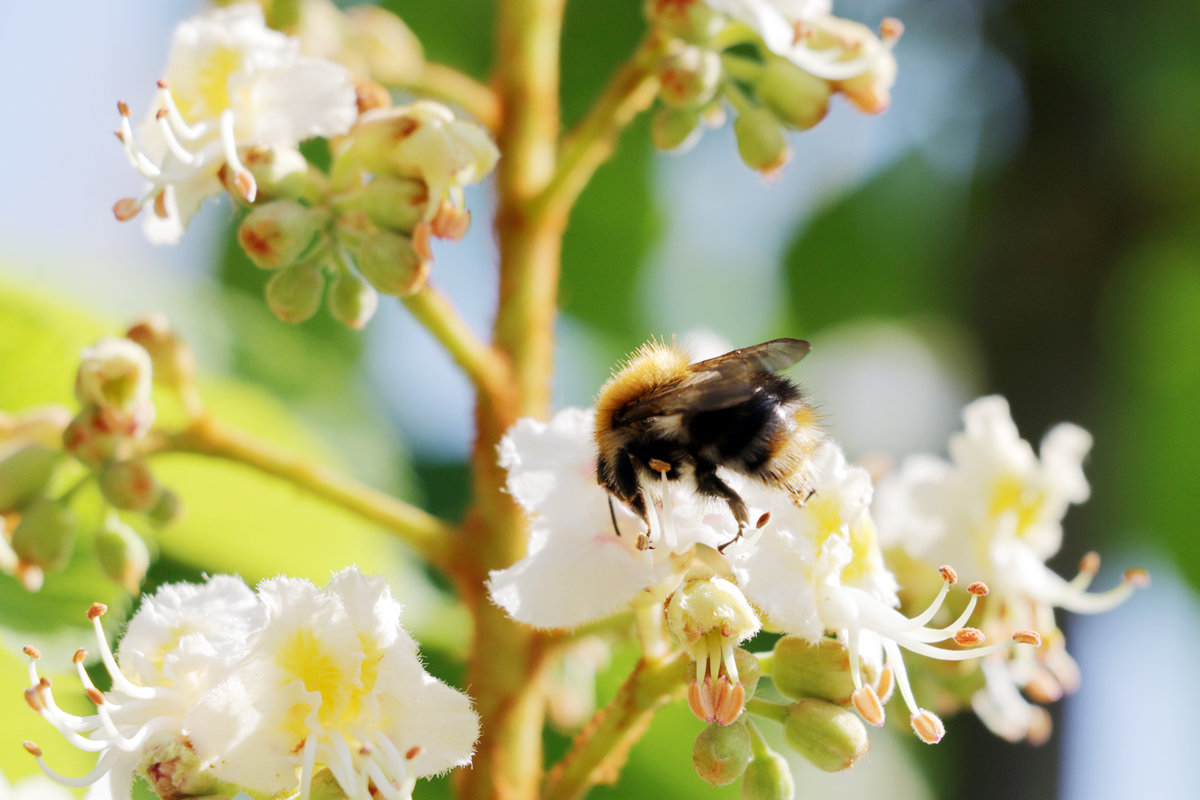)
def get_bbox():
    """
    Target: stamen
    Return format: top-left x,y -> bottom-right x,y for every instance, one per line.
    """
24,688 -> 44,712
1013,630 -> 1042,646
218,110 -> 256,202
880,18 -> 905,44
874,664 -> 894,703
32,746 -> 122,788
1069,551 -> 1101,591
851,685 -> 885,727
156,87 -> 207,140
910,709 -> 945,744
156,112 -> 200,166
23,645 -> 41,659
89,610 -> 154,699
656,466 -> 678,550
910,588 -> 983,642
117,113 -> 164,180
405,746 -> 422,761
23,741 -> 42,757
939,565 -> 958,585
722,640 -> 740,684
953,628 -> 986,646
364,758 -> 401,800
896,570 -> 954,631
299,734 -> 318,800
